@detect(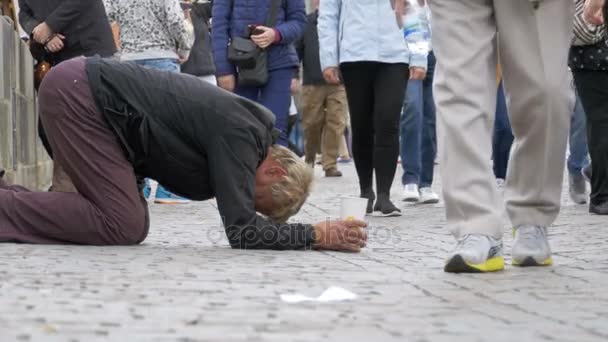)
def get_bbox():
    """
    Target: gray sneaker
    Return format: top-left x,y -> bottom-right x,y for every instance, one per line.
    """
444,234 -> 504,273
568,172 -> 587,204
512,225 -> 552,267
